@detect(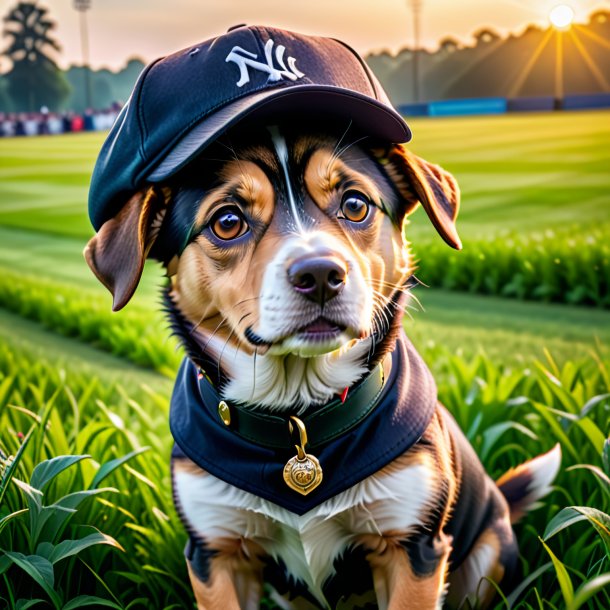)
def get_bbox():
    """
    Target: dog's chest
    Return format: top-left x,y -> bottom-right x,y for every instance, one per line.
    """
173,456 -> 436,602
